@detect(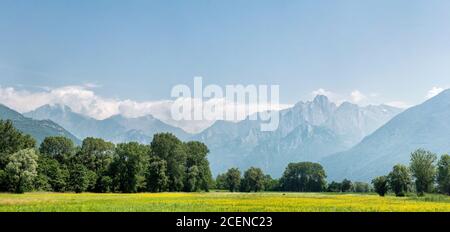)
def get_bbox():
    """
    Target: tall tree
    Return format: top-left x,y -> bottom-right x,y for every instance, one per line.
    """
146,157 -> 169,192
263,175 -> 279,192
4,149 -> 38,193
0,120 -> 36,169
409,149 -> 437,196
241,167 -> 265,192
388,164 -> 411,197
68,164 -> 90,193
279,162 -> 327,192
437,154 -> 450,195
215,173 -> 227,190
372,176 -> 389,197
185,165 -> 200,192
36,155 -> 68,192
77,137 -> 115,173
39,136 -> 75,164
184,141 -> 212,192
110,142 -> 149,193
150,133 -> 186,191
77,137 -> 115,192
225,168 -> 241,192
341,179 -> 353,192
